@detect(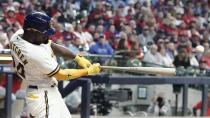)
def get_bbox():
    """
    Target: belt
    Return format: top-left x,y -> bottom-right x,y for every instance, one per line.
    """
28,83 -> 56,89
28,85 -> 38,89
